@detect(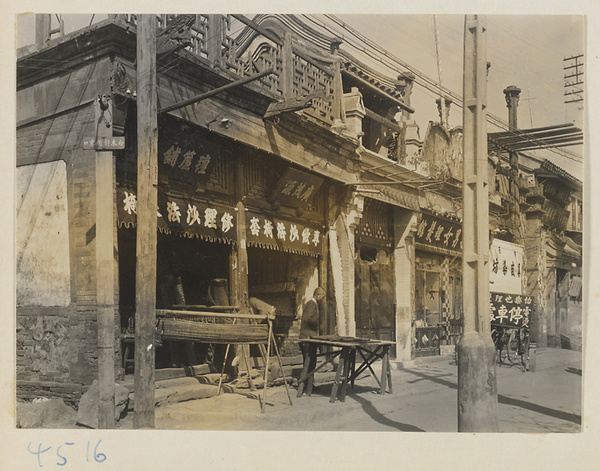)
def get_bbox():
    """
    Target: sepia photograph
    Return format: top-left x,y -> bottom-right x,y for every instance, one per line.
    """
13,12 -> 585,434
8,5 -> 599,468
